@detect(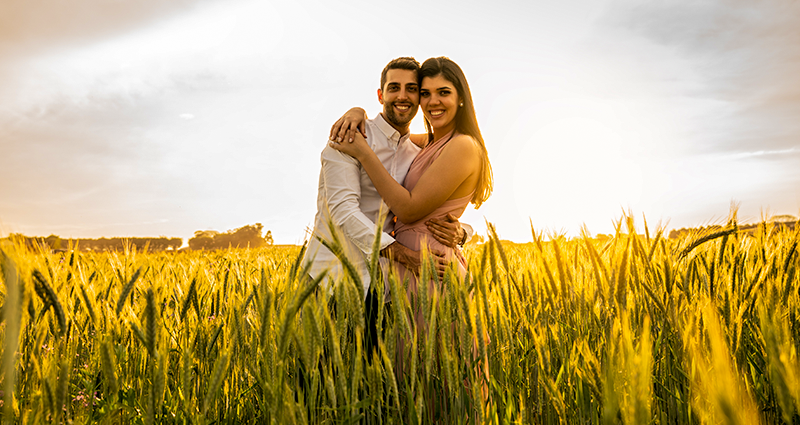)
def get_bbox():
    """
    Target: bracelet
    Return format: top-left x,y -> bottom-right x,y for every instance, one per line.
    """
458,229 -> 468,246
